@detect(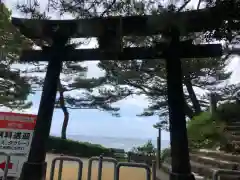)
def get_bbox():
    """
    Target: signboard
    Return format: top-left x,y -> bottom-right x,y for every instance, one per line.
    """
0,112 -> 36,178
